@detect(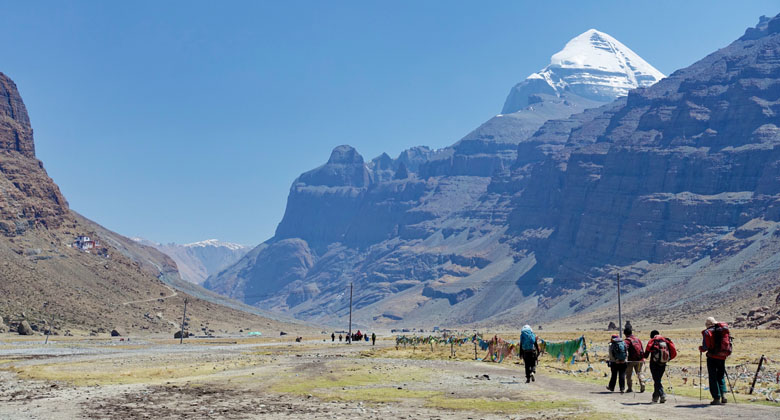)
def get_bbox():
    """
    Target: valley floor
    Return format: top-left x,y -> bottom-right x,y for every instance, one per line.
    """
1,331 -> 778,419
